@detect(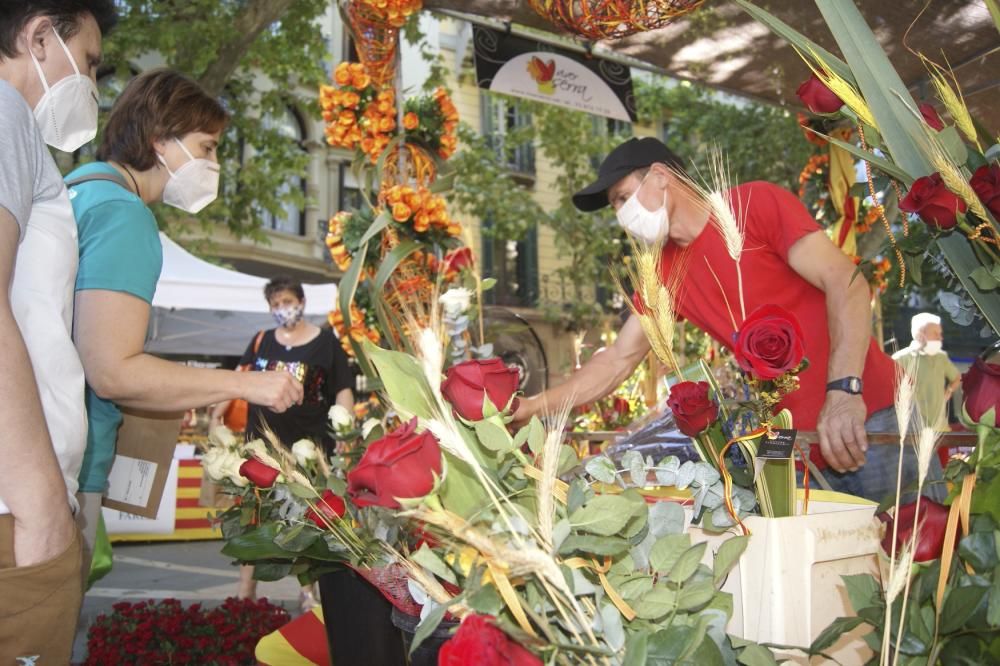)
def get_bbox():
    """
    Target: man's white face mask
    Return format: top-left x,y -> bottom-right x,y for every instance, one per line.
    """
29,28 -> 99,152
616,171 -> 668,244
923,340 -> 943,354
